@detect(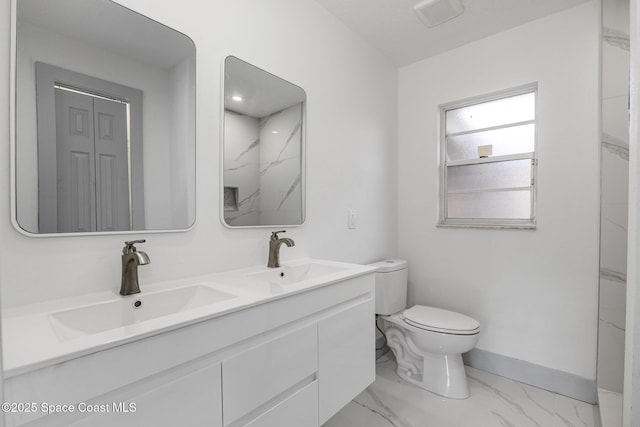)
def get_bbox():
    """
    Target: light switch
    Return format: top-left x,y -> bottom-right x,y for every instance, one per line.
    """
348,209 -> 358,229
